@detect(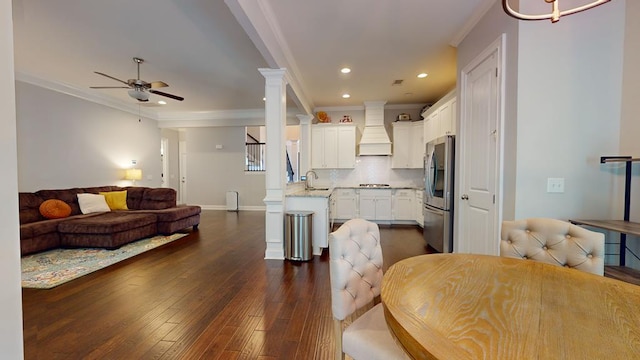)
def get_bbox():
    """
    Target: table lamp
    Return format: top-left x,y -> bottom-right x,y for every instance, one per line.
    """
124,168 -> 142,185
